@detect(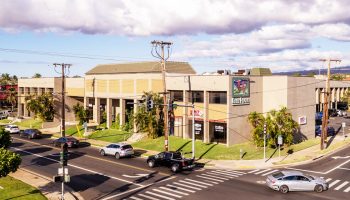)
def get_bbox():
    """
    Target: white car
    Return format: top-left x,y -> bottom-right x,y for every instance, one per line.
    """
4,125 -> 20,134
99,143 -> 134,159
266,170 -> 328,194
